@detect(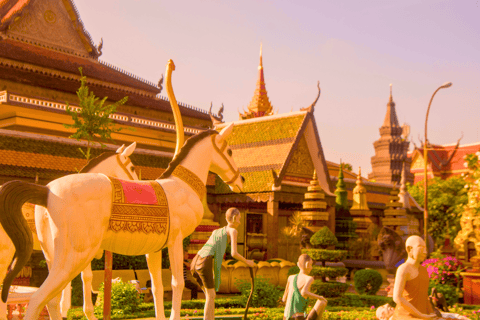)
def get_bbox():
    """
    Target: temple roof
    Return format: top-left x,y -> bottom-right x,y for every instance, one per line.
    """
214,111 -> 333,195
0,0 -> 211,121
0,129 -> 217,184
0,0 -> 99,58
408,141 -> 480,178
240,44 -> 274,119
